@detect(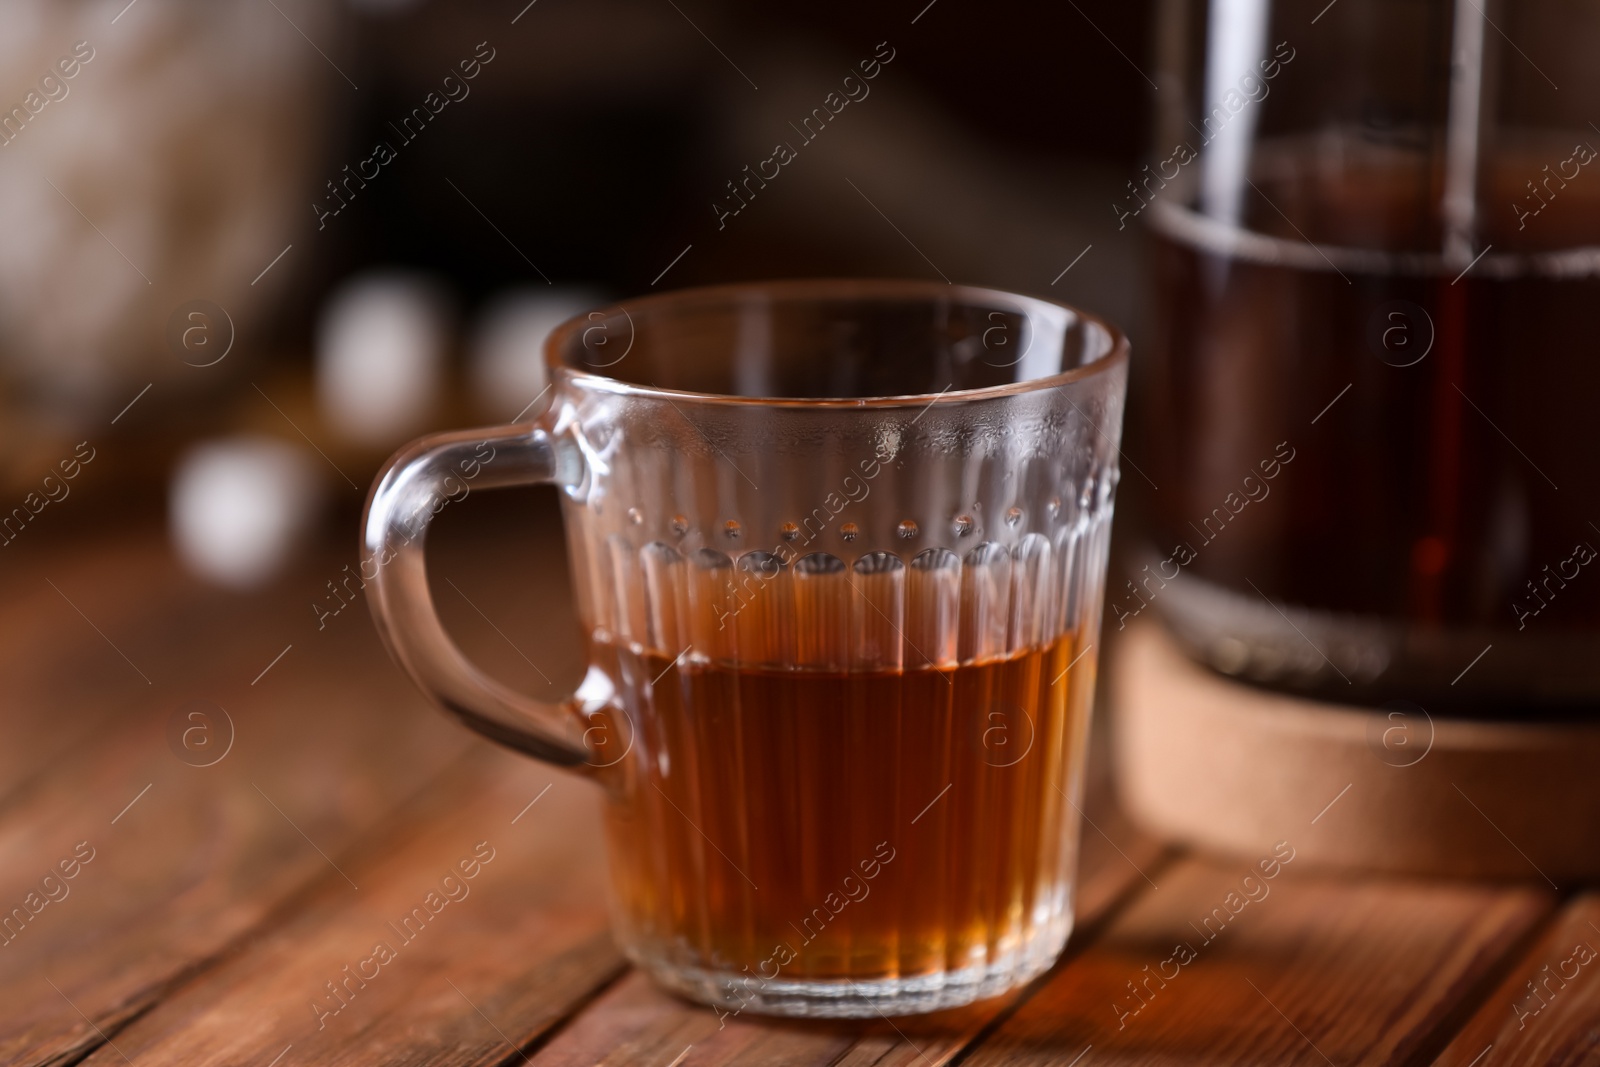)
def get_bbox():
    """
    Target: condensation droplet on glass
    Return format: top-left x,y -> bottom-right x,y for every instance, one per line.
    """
840,522 -> 860,541
897,519 -> 918,539
670,515 -> 689,537
1005,507 -> 1023,527
1047,496 -> 1062,517
723,519 -> 742,540
780,522 -> 800,542
953,514 -> 974,537
627,507 -> 643,526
